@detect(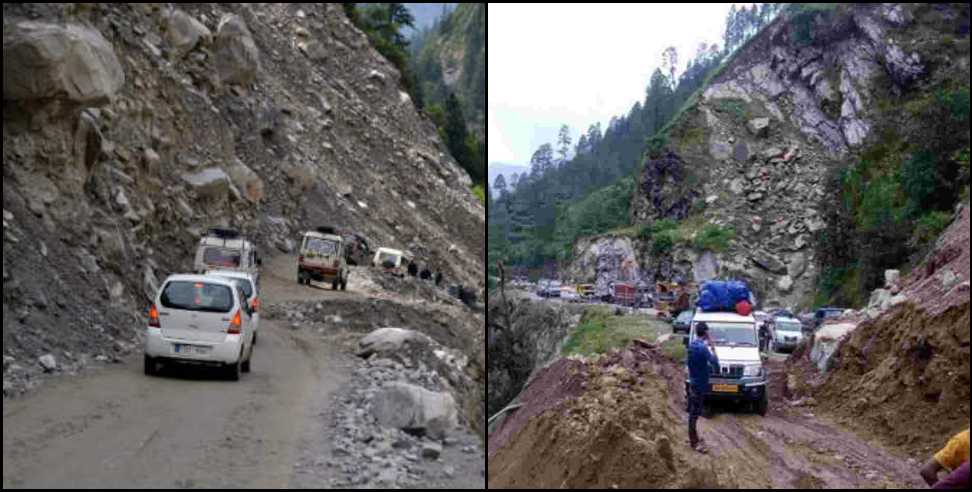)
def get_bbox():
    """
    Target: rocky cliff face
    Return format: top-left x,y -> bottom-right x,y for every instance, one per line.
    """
628,3 -> 967,308
3,3 -> 484,390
